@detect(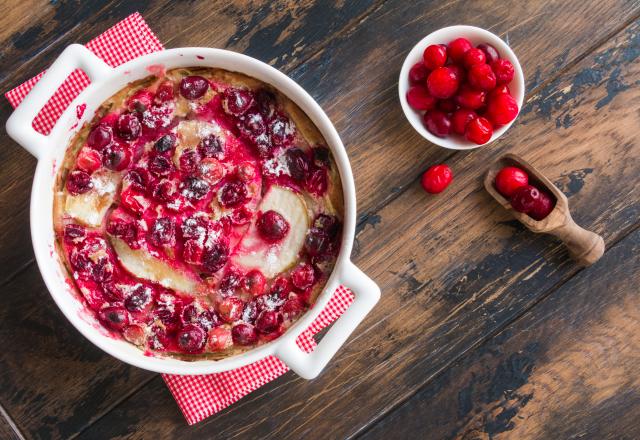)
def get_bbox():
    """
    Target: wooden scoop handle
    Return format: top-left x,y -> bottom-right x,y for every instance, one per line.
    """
549,215 -> 604,266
